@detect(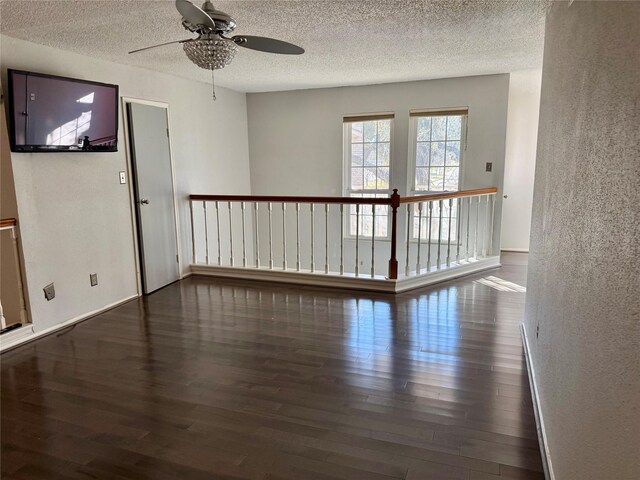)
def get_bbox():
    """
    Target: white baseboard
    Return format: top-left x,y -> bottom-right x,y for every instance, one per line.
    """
521,324 -> 555,480
0,294 -> 139,353
394,257 -> 501,292
0,324 -> 35,345
191,256 -> 501,294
